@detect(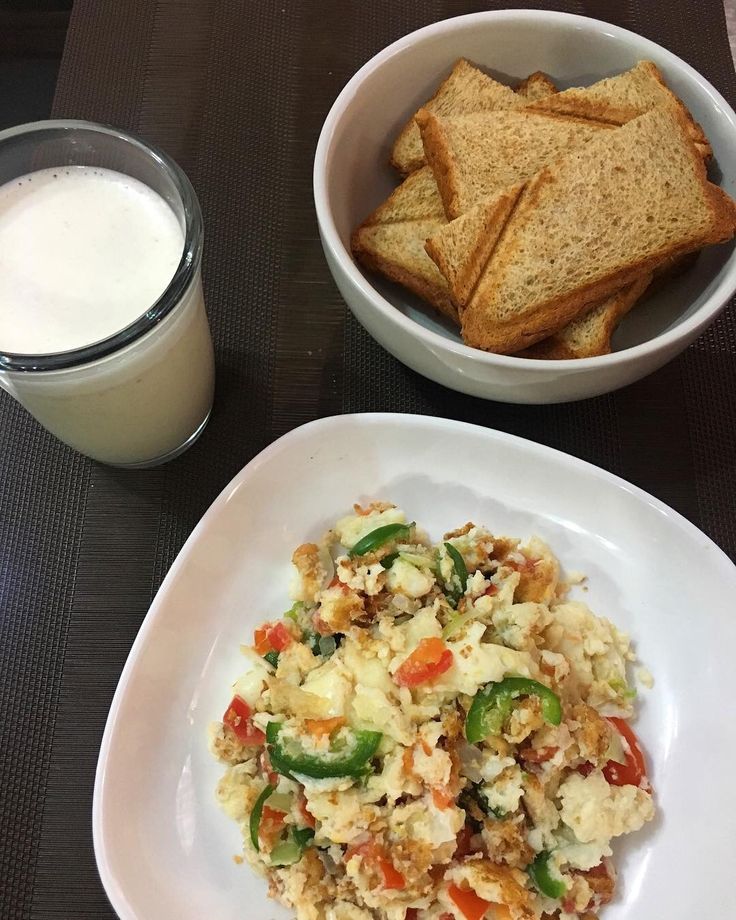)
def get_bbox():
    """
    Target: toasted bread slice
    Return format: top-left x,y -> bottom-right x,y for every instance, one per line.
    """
425,184 -> 525,310
518,275 -> 652,359
515,71 -> 558,100
418,108 -> 612,219
390,59 -> 525,175
358,164 -> 446,224
354,220 -> 457,321
526,60 -> 710,155
351,167 -> 457,321
518,252 -> 697,359
426,106 -> 735,354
